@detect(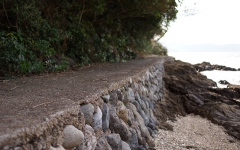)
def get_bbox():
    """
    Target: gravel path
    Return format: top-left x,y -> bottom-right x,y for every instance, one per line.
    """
155,115 -> 240,150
